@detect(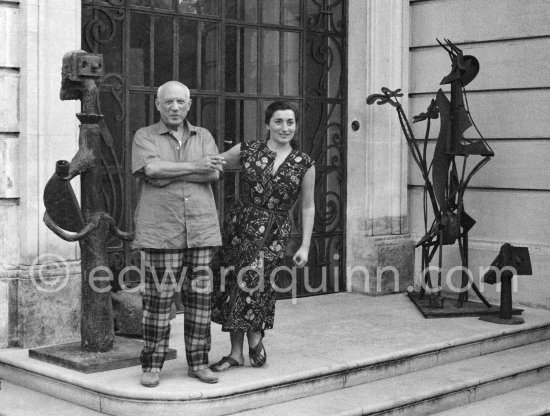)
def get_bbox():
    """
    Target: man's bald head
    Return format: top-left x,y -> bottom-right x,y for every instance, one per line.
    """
155,81 -> 192,129
157,81 -> 190,101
